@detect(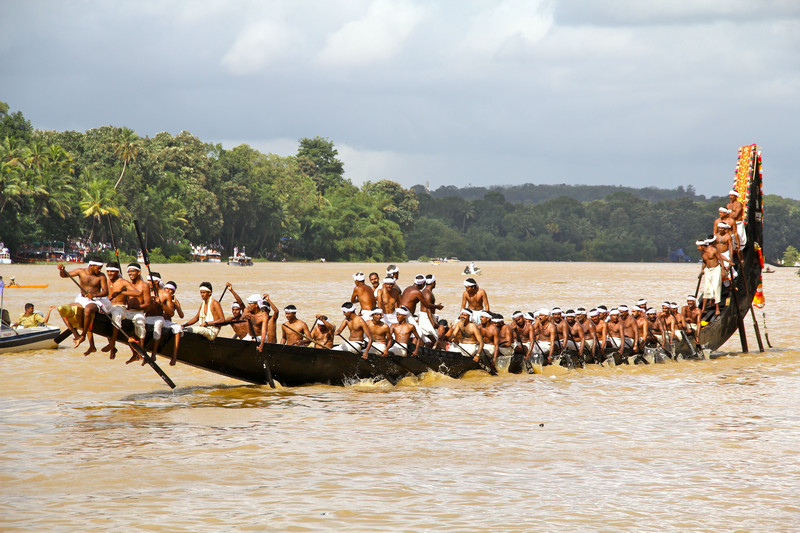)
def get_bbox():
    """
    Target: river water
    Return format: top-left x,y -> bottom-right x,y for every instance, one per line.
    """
1,261 -> 798,531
